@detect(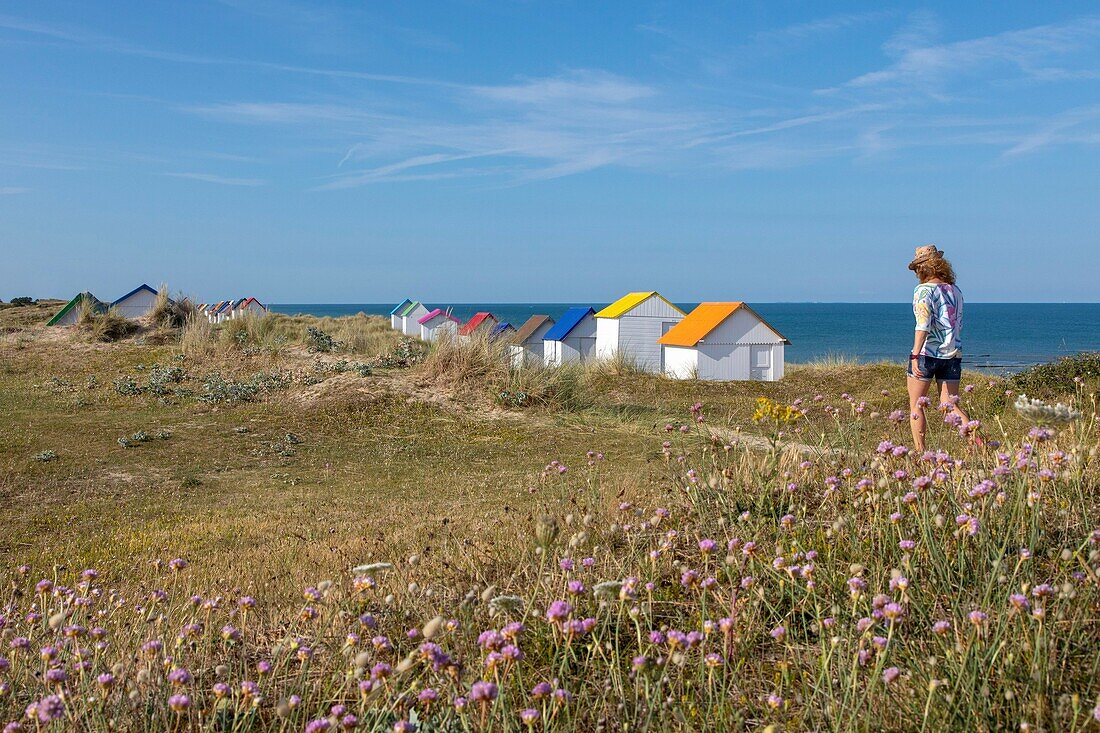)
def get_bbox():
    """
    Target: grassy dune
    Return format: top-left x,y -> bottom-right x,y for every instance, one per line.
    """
1,303 -> 1098,731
